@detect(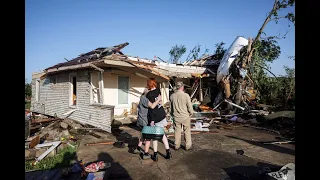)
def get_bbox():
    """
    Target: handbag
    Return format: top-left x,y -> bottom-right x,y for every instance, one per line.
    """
141,126 -> 165,140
